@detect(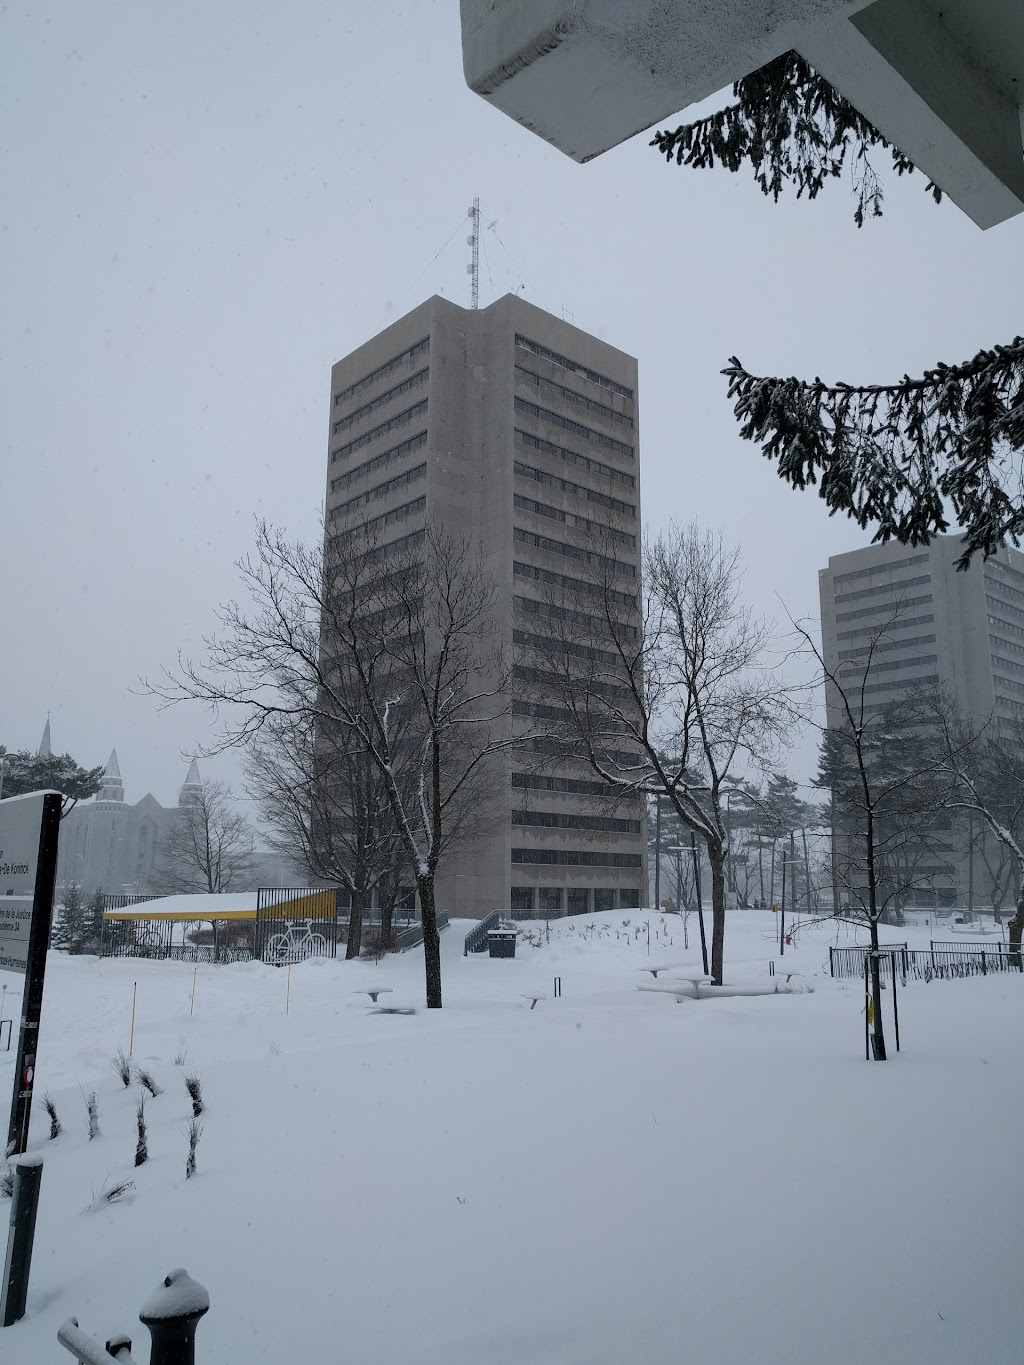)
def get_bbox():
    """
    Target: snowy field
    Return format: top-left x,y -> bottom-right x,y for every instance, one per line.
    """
1,909 -> 1021,1365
